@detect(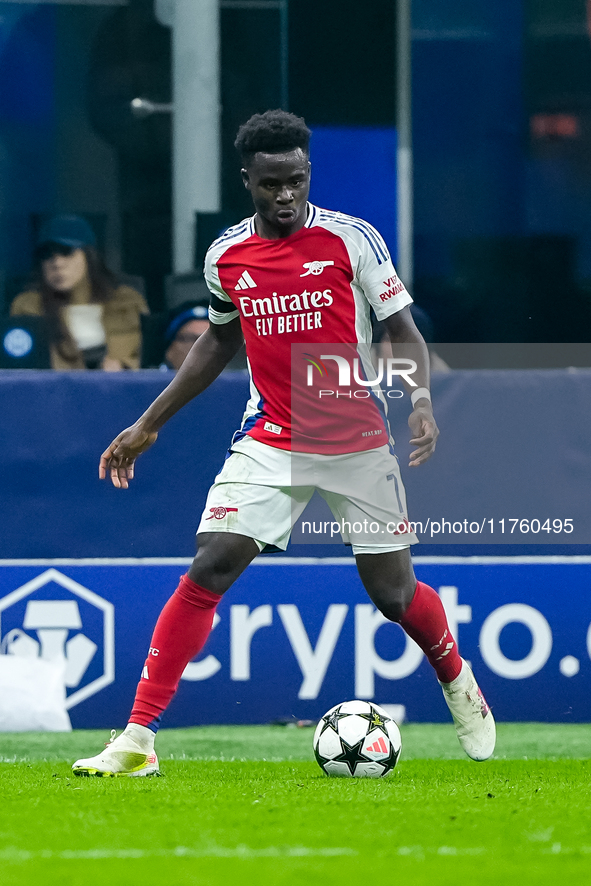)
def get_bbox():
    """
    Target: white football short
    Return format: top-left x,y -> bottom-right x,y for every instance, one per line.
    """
196,436 -> 418,555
